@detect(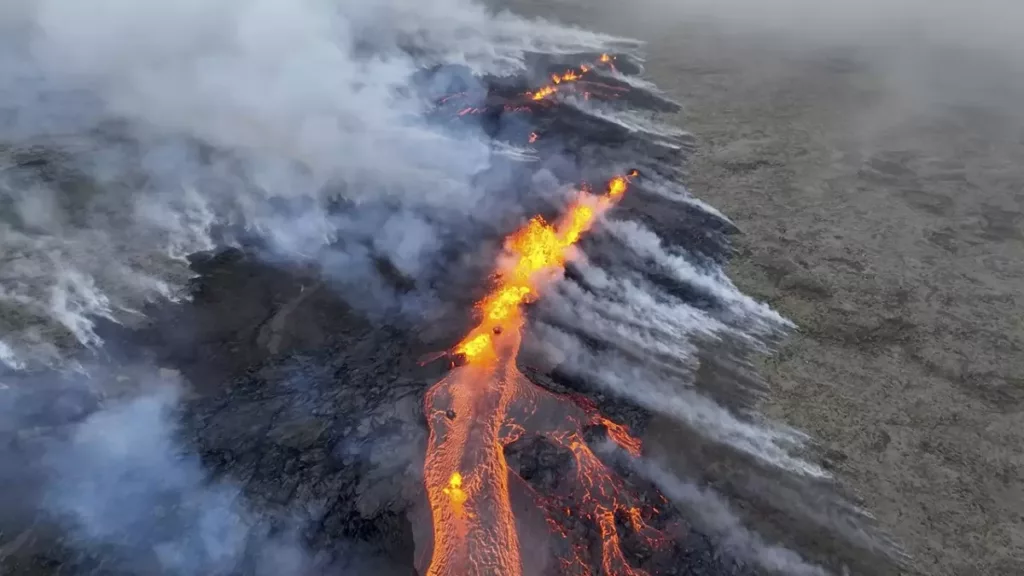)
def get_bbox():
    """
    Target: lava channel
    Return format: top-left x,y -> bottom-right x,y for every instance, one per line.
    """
423,171 -> 664,576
